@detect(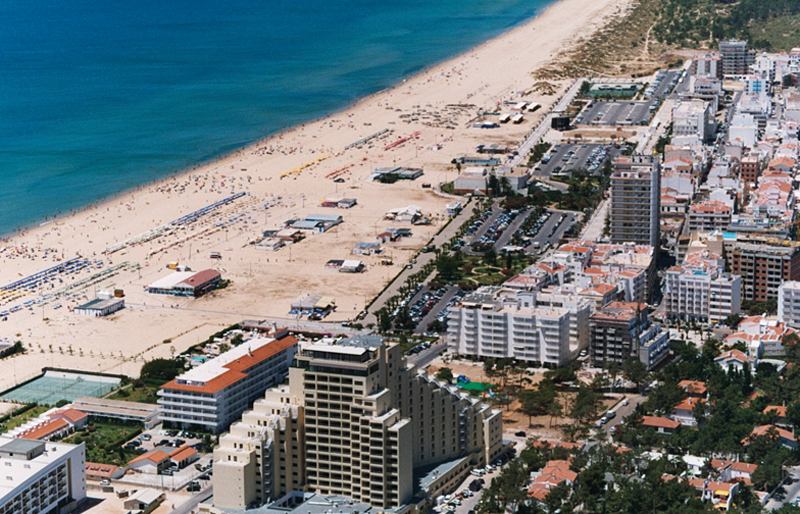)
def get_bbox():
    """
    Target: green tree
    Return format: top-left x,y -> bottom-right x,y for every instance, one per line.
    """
571,385 -> 601,425
622,358 -> 649,391
435,367 -> 454,384
140,358 -> 184,382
